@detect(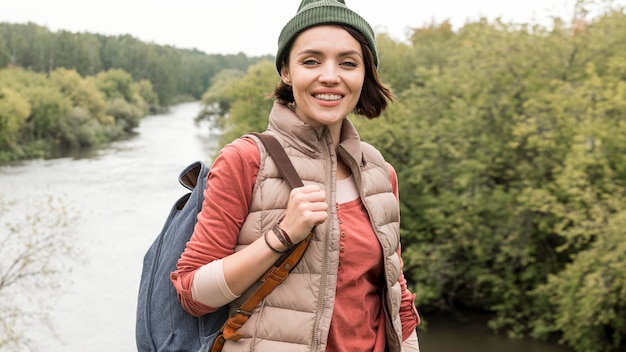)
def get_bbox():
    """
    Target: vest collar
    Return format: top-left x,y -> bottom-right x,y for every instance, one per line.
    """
267,101 -> 364,166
